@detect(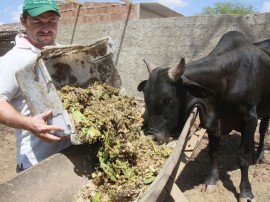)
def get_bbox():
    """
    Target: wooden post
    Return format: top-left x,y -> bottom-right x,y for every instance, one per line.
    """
64,0 -> 83,44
